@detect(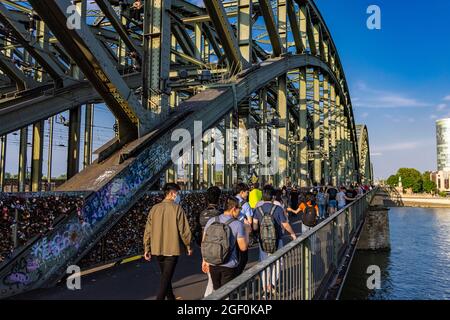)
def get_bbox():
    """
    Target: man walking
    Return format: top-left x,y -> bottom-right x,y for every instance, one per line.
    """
202,196 -> 249,290
143,183 -> 193,300
253,185 -> 296,295
200,186 -> 223,297
235,183 -> 252,275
